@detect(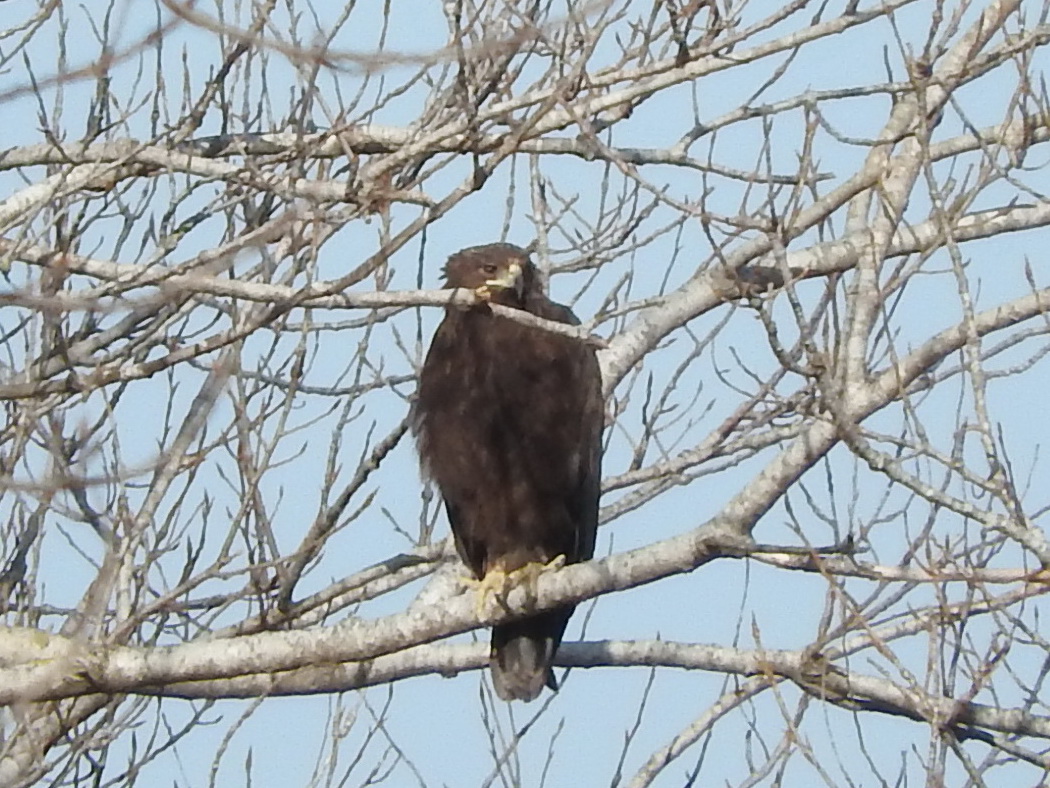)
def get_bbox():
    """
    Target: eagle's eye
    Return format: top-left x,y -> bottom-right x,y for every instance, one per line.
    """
481,264 -> 498,275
